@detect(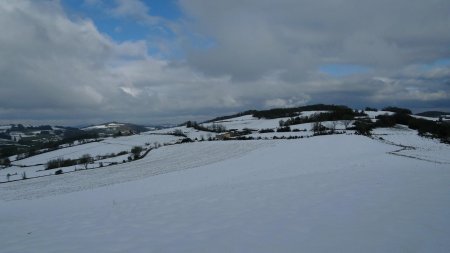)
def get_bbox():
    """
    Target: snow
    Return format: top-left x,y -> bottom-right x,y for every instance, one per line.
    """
10,134 -> 180,167
95,154 -> 130,164
1,132 -> 450,252
82,123 -> 125,130
0,165 -> 48,180
300,110 -> 331,117
149,111 -> 344,141
372,126 -> 450,164
150,126 -> 214,140
364,110 -> 394,119
249,131 -> 311,139
0,134 -> 181,182
203,111 -> 331,131
0,125 -> 11,132
411,114 -> 441,121
83,125 -> 109,130
1,140 -> 268,200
